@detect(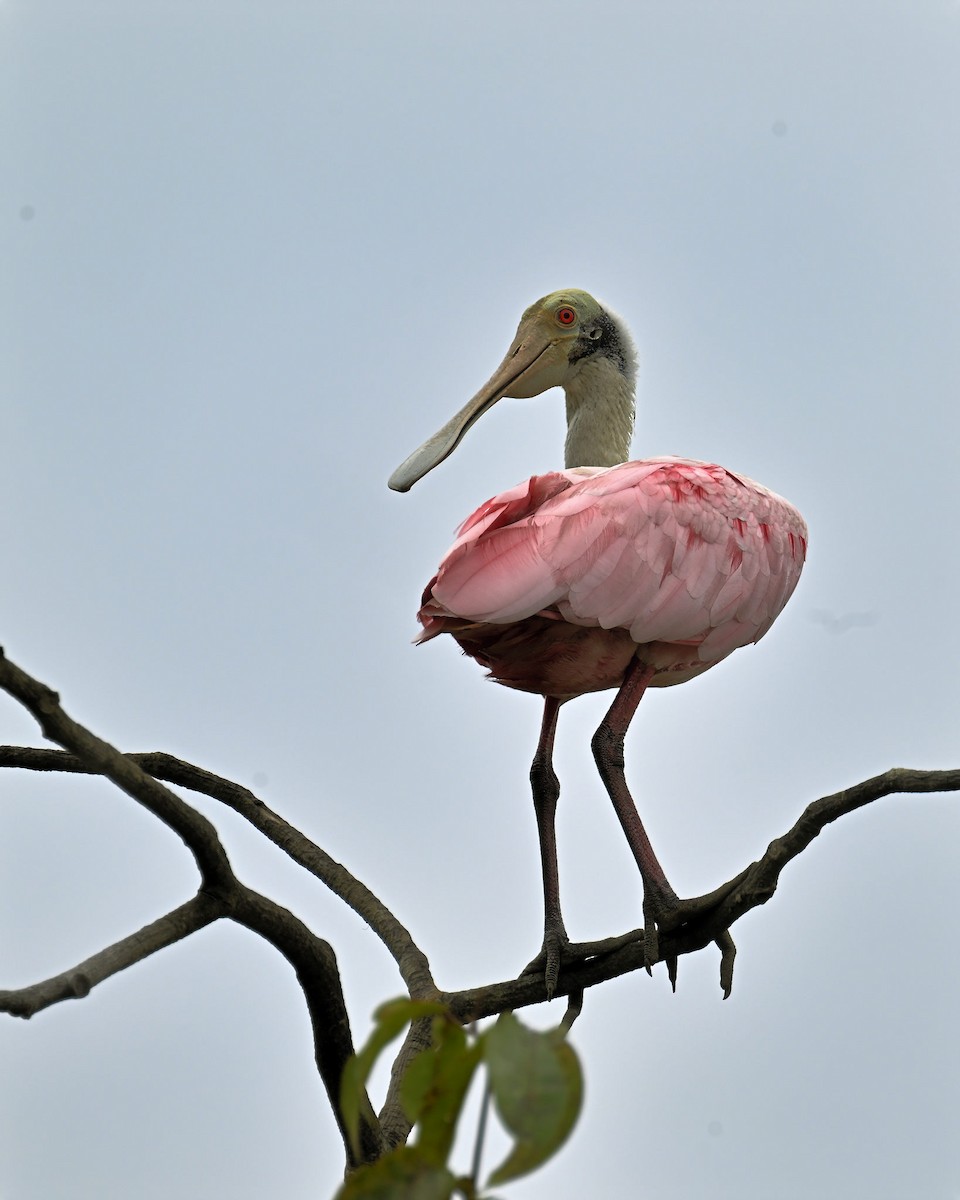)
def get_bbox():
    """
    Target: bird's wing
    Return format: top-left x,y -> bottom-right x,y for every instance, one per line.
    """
427,459 -> 807,659
426,471 -> 586,622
